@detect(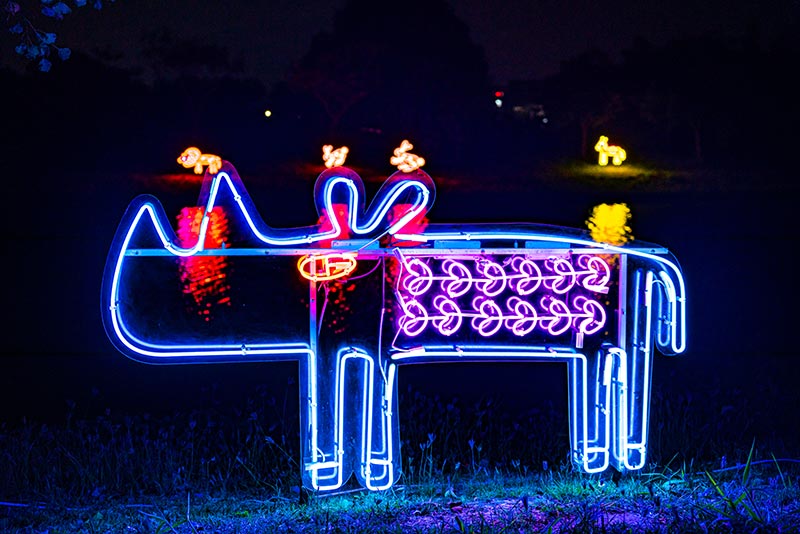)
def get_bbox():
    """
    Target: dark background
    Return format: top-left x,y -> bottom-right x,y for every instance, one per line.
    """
1,0 -> 798,460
